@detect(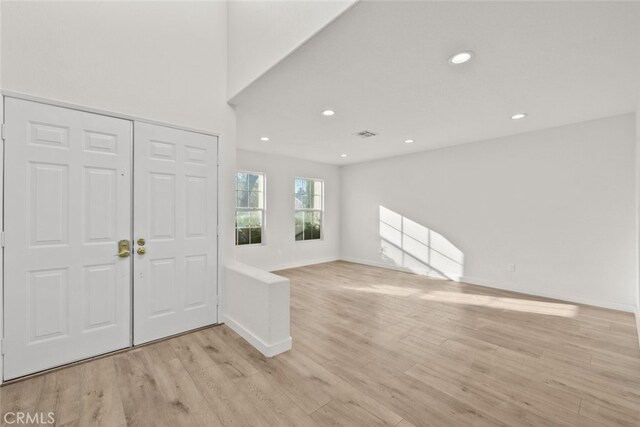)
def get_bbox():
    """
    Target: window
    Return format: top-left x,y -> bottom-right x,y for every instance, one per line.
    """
295,177 -> 323,241
235,172 -> 265,245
